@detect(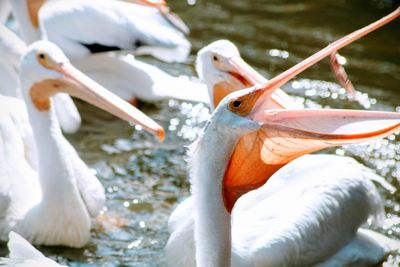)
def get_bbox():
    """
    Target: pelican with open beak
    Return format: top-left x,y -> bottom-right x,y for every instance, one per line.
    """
166,7 -> 400,267
0,40 -> 164,248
